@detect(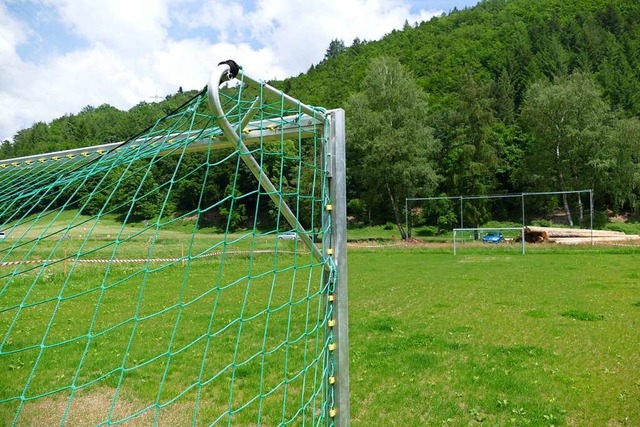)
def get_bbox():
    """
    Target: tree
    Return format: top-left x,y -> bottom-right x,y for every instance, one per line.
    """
112,167 -> 162,222
519,73 -> 612,225
324,39 -> 345,61
350,37 -> 364,55
535,35 -> 570,80
600,118 -> 640,212
347,56 -> 440,239
443,73 -> 498,228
